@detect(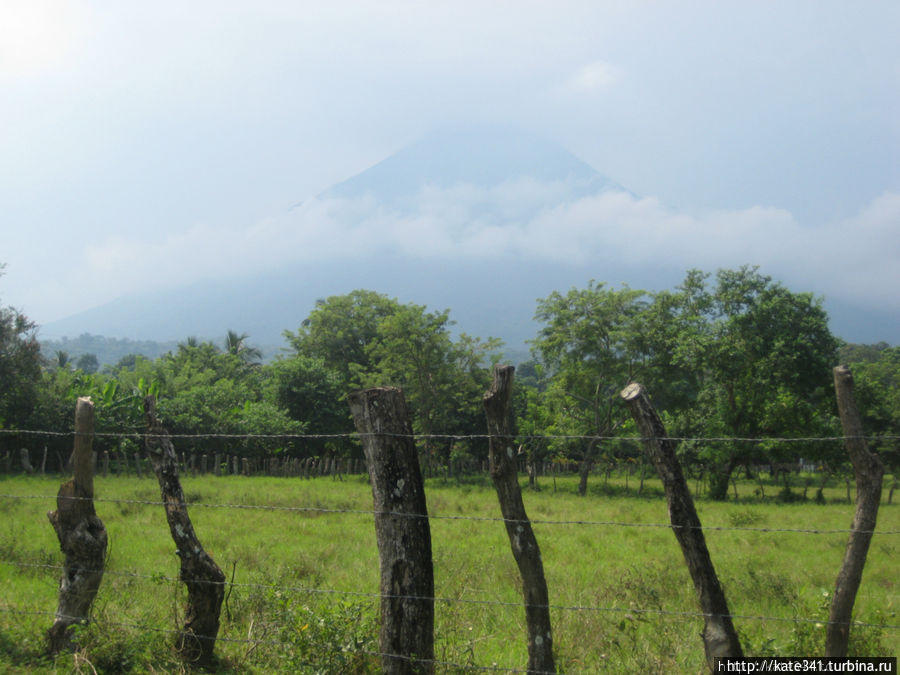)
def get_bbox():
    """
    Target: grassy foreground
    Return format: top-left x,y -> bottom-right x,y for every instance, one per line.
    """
0,471 -> 896,673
